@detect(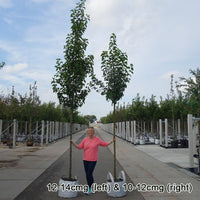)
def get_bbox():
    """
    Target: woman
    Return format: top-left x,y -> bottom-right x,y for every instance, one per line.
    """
70,127 -> 115,194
